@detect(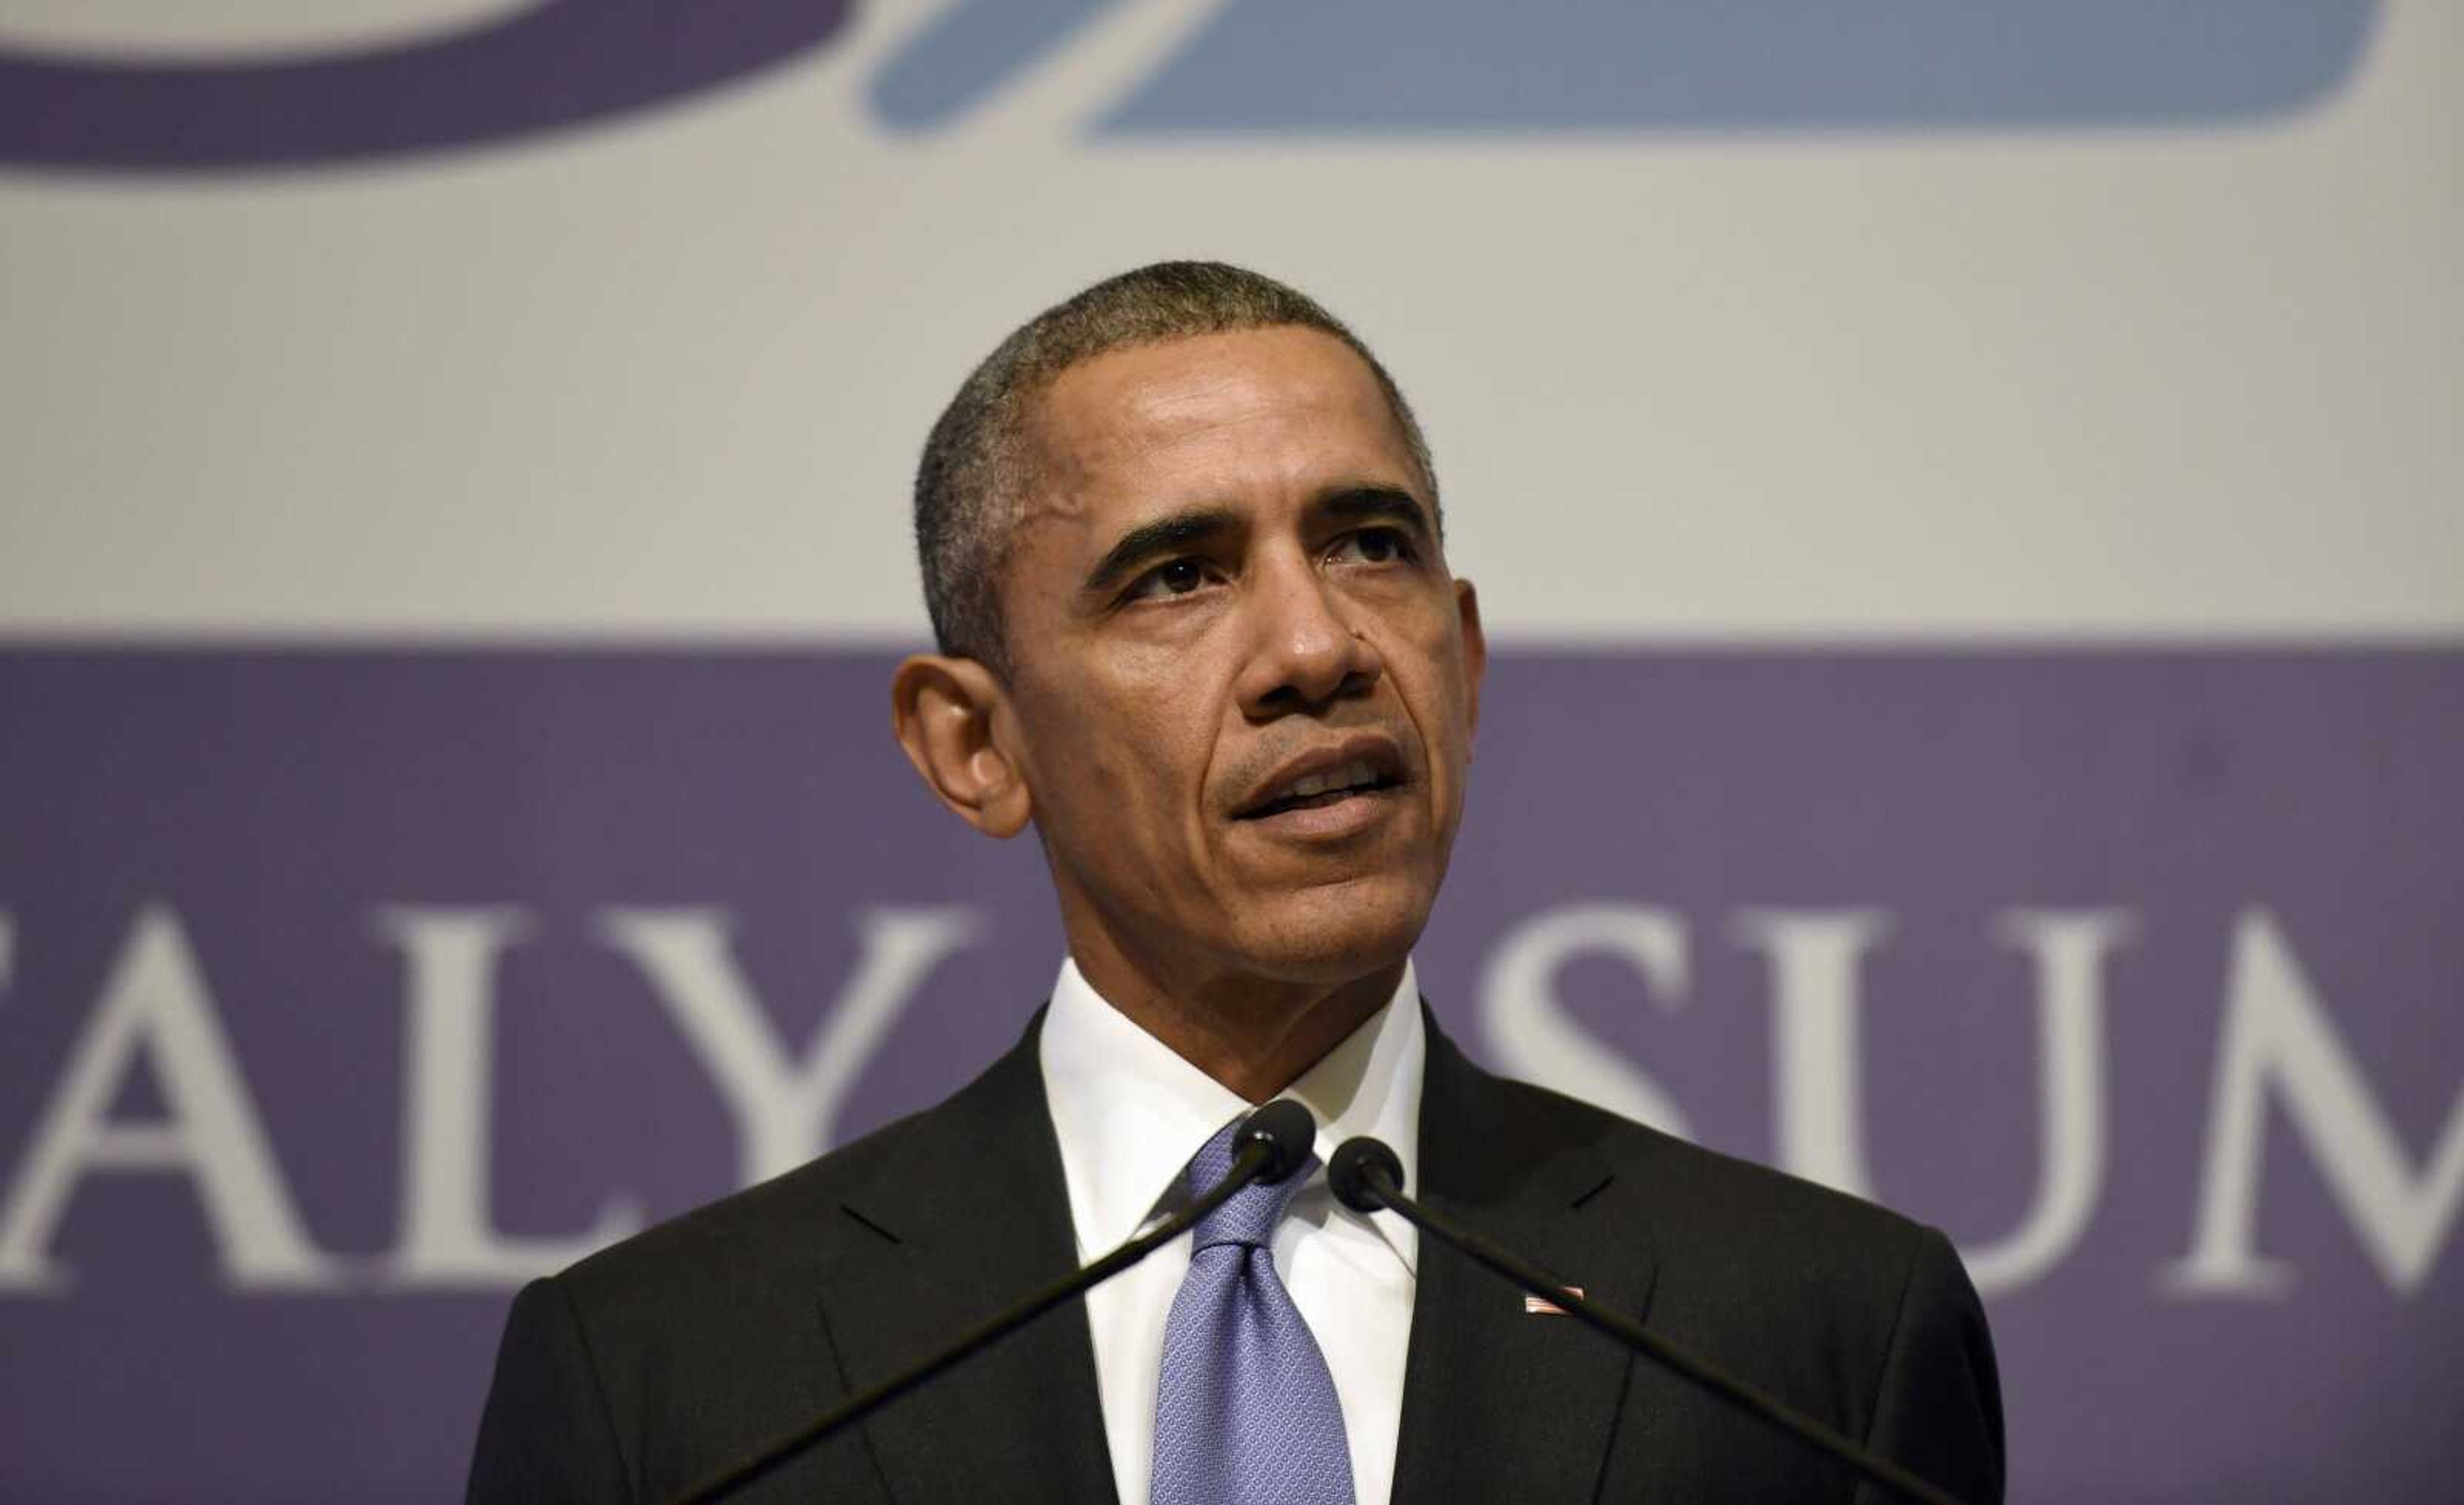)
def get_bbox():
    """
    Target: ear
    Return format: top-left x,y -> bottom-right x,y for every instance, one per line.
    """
891,653 -> 1034,839
1453,577 -> 1487,748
